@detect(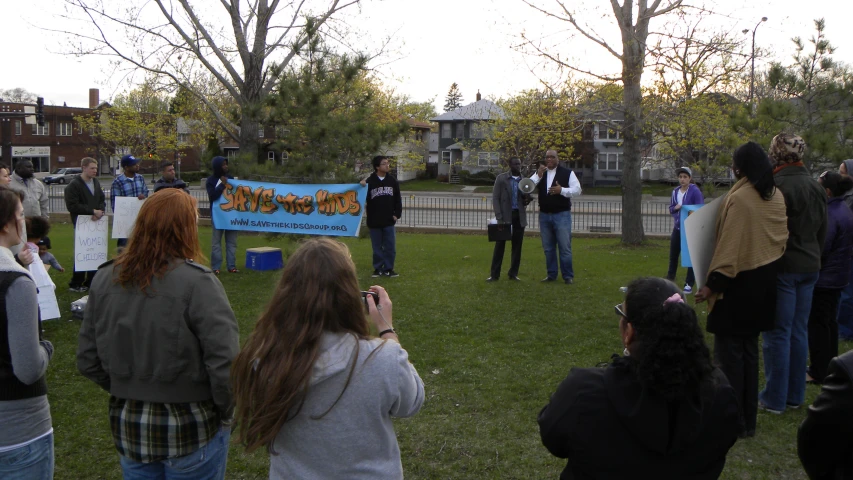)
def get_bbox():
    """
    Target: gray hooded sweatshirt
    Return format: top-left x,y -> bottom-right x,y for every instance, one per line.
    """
270,331 -> 424,479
